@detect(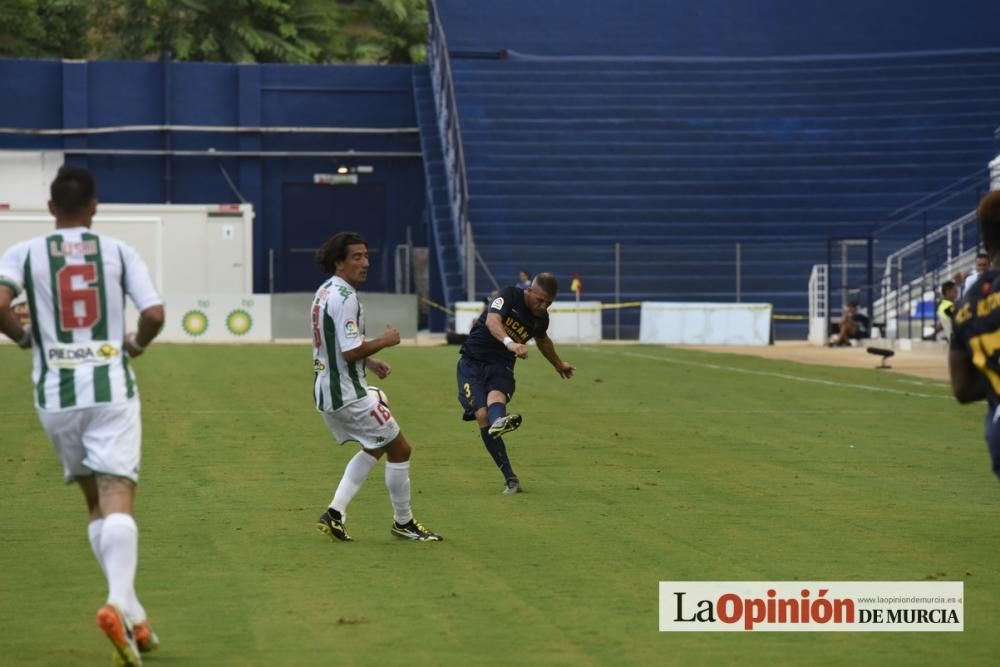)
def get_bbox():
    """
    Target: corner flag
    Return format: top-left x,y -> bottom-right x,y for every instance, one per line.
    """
570,273 -> 582,296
